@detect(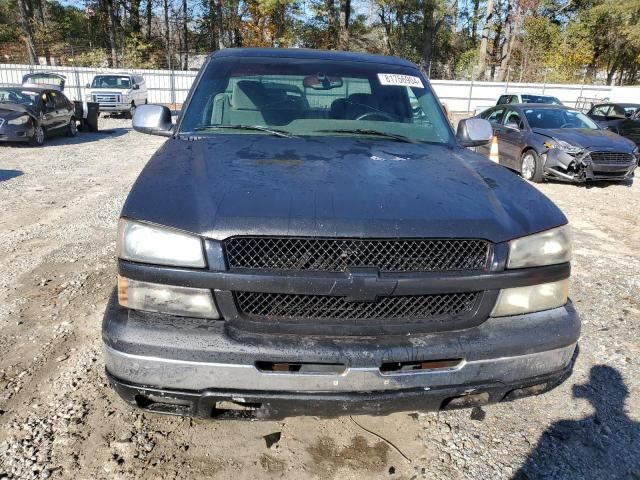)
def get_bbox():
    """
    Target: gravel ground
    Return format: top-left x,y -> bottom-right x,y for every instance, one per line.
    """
0,118 -> 638,479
